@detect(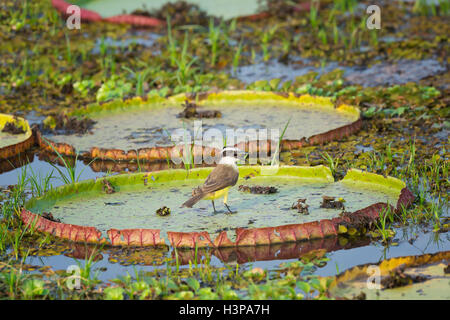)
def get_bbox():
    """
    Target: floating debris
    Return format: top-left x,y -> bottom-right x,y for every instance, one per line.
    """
381,265 -> 428,289
177,100 -> 222,119
238,185 -> 278,194
320,196 -> 345,210
41,212 -> 61,223
243,173 -> 256,180
104,202 -> 125,206
291,198 -> 309,214
132,1 -> 211,26
353,292 -> 367,300
1,121 -> 25,135
102,180 -> 115,194
42,113 -> 96,135
156,206 -> 171,216
444,264 -> 450,274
